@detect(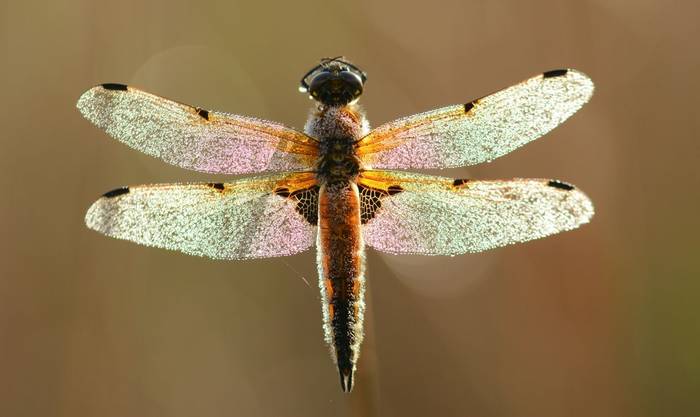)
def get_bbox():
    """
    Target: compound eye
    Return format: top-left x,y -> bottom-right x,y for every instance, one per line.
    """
308,71 -> 333,97
307,67 -> 365,105
339,70 -> 364,97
